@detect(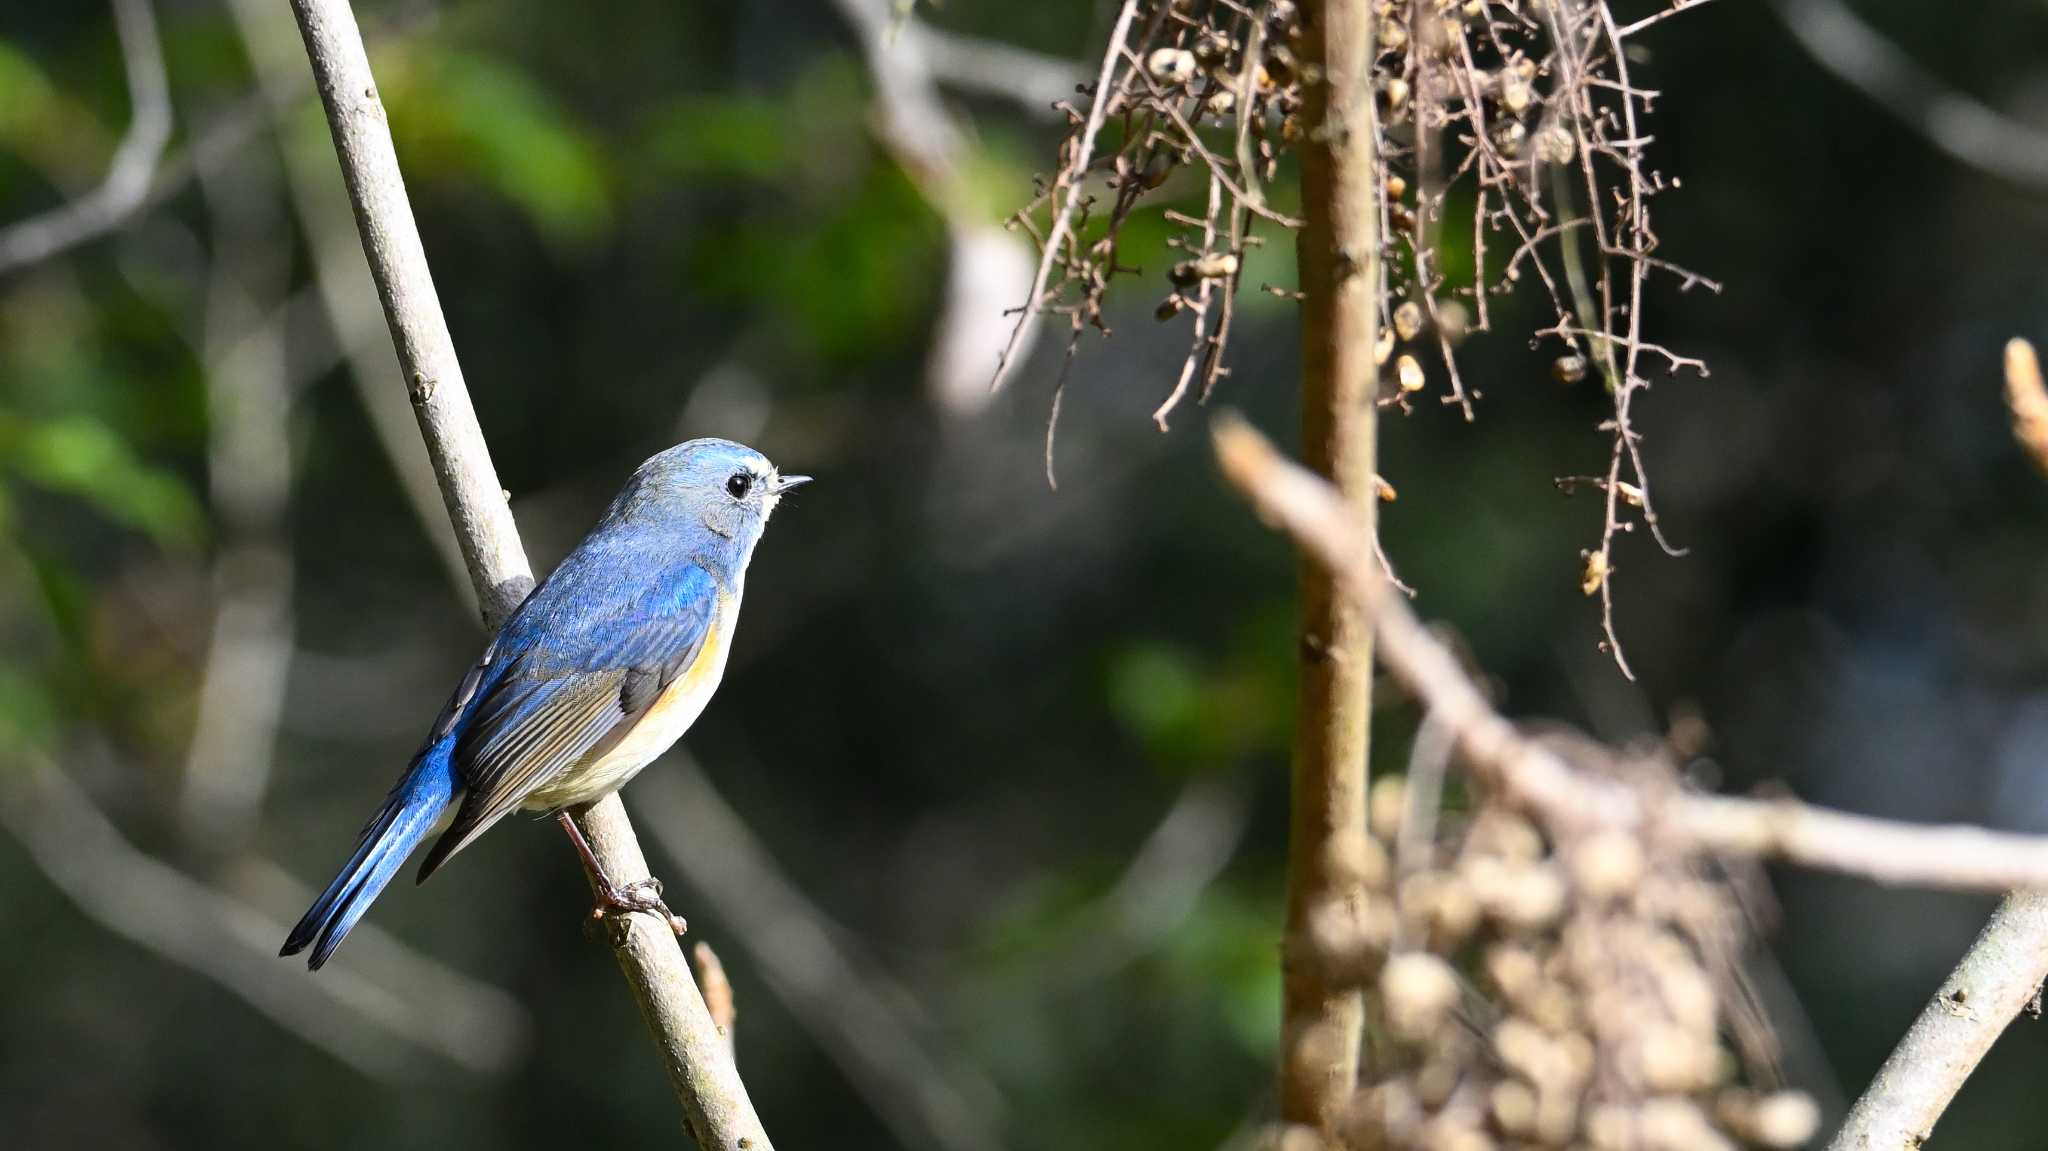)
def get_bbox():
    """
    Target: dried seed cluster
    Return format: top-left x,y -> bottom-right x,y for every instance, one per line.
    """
1299,775 -> 1819,1151
1007,0 -> 1722,672
1007,0 -> 1318,438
